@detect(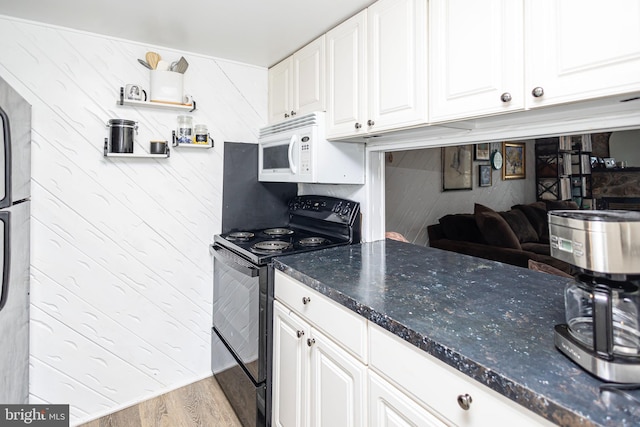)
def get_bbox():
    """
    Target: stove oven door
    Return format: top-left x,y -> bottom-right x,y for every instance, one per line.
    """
211,244 -> 270,426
